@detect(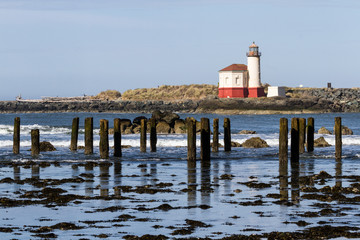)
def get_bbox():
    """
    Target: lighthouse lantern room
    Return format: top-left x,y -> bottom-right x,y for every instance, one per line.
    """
218,42 -> 265,98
